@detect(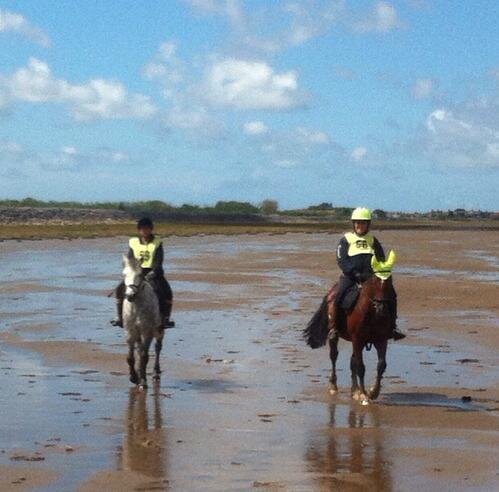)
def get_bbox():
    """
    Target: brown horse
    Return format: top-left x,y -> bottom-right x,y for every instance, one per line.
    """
304,274 -> 396,405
